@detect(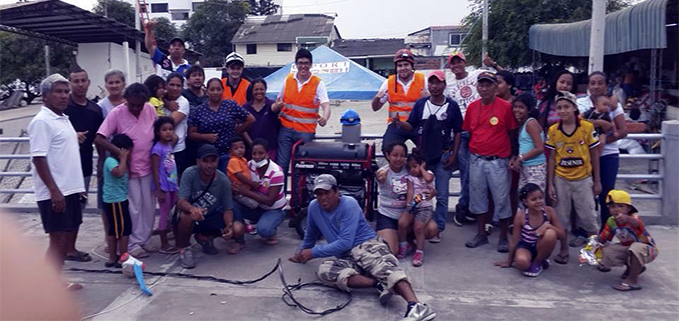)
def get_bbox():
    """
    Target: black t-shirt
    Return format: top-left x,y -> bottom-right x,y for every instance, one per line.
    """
406,96 -> 463,150
182,88 -> 208,111
64,98 -> 103,177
